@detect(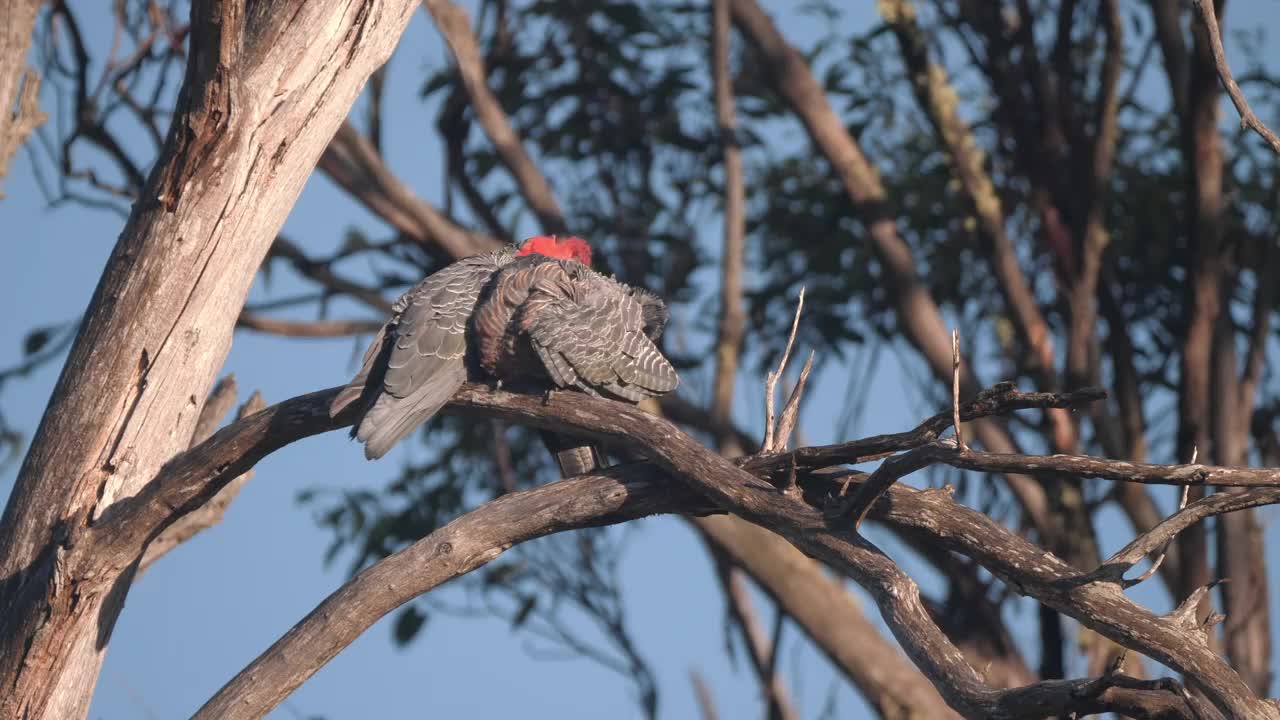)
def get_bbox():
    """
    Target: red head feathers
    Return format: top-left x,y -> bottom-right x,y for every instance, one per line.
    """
517,235 -> 592,265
